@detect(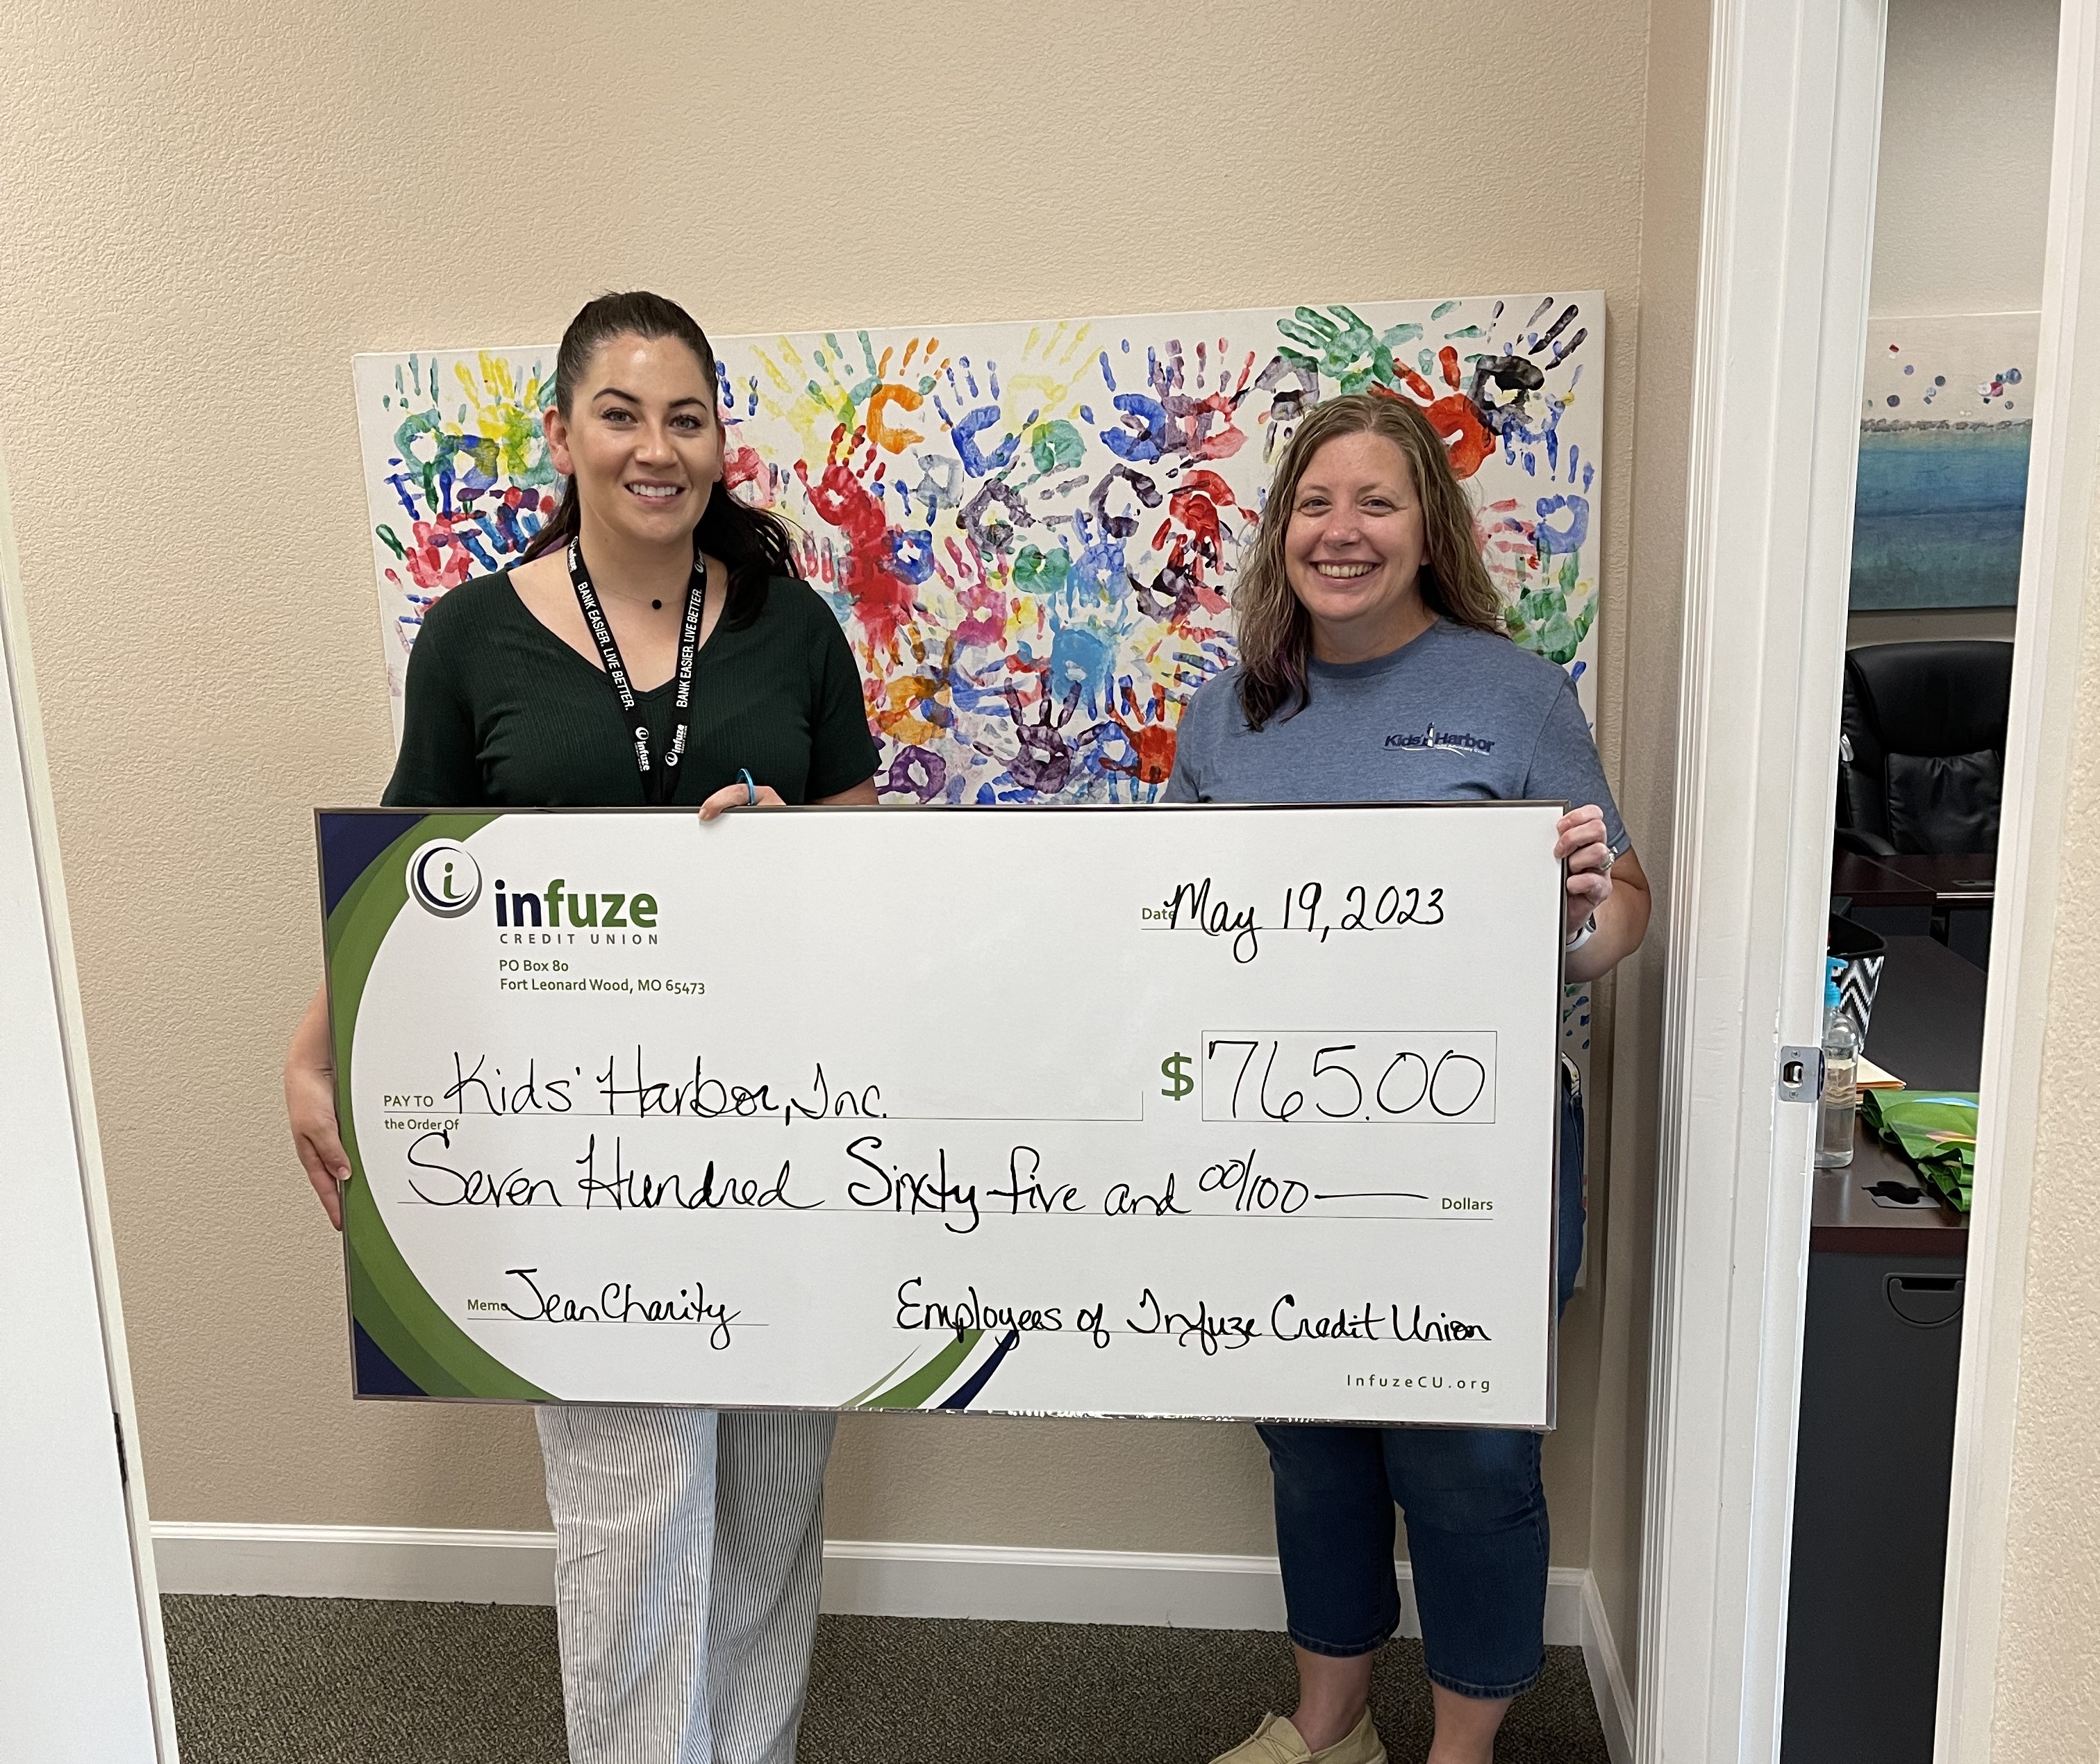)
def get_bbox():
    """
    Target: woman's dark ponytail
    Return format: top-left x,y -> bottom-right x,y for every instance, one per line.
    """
518,290 -> 799,629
